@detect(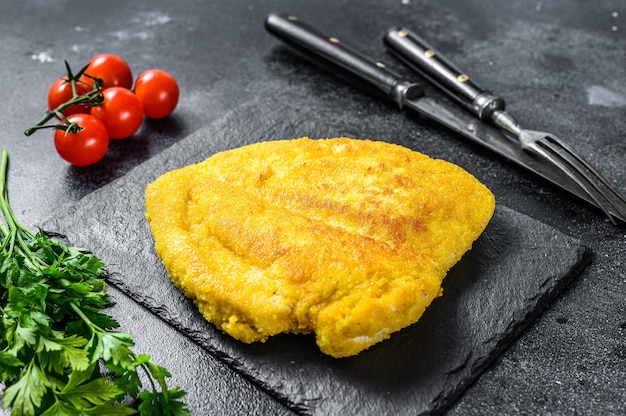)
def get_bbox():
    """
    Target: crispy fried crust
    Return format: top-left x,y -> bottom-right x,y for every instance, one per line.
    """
145,138 -> 495,357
